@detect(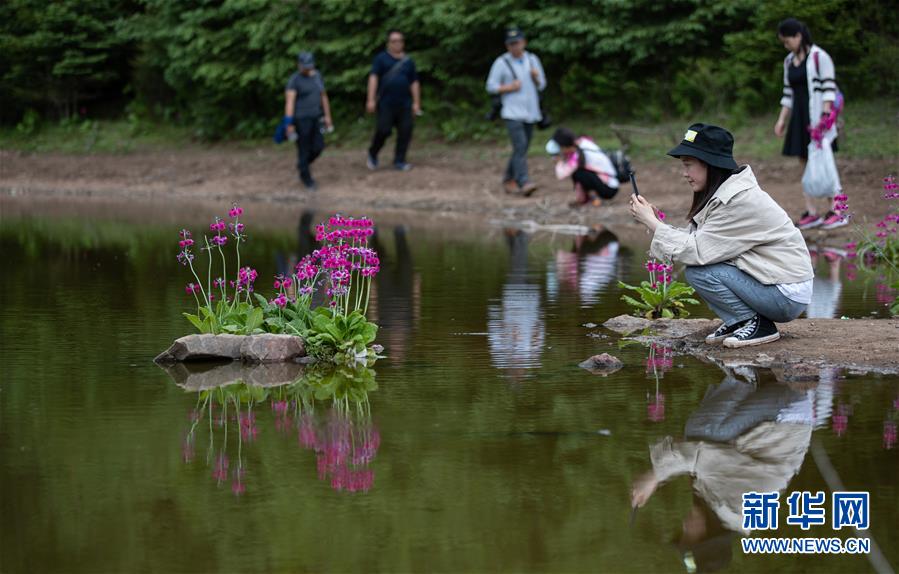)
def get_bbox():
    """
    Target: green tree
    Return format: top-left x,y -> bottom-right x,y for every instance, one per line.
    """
0,0 -> 133,122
